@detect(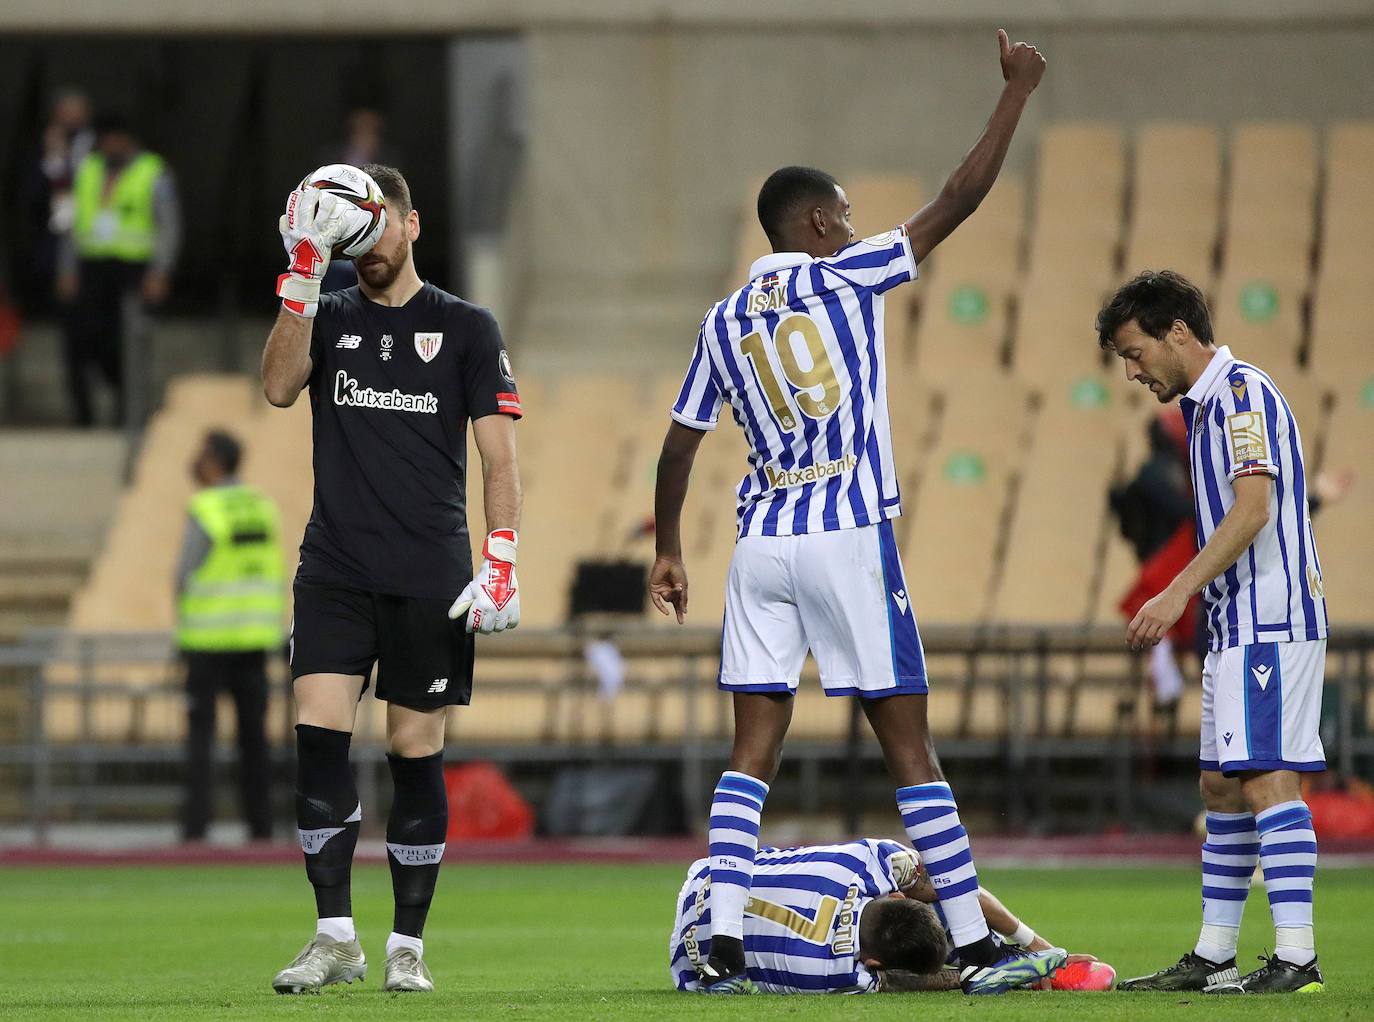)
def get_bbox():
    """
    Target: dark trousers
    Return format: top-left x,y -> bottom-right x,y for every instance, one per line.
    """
62,258 -> 143,427
182,650 -> 273,841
